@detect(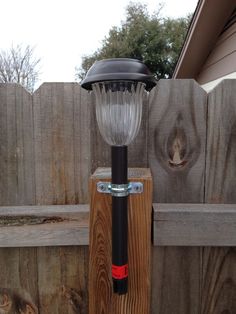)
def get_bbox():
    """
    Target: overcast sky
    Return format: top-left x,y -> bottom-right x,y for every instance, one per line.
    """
0,0 -> 198,85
